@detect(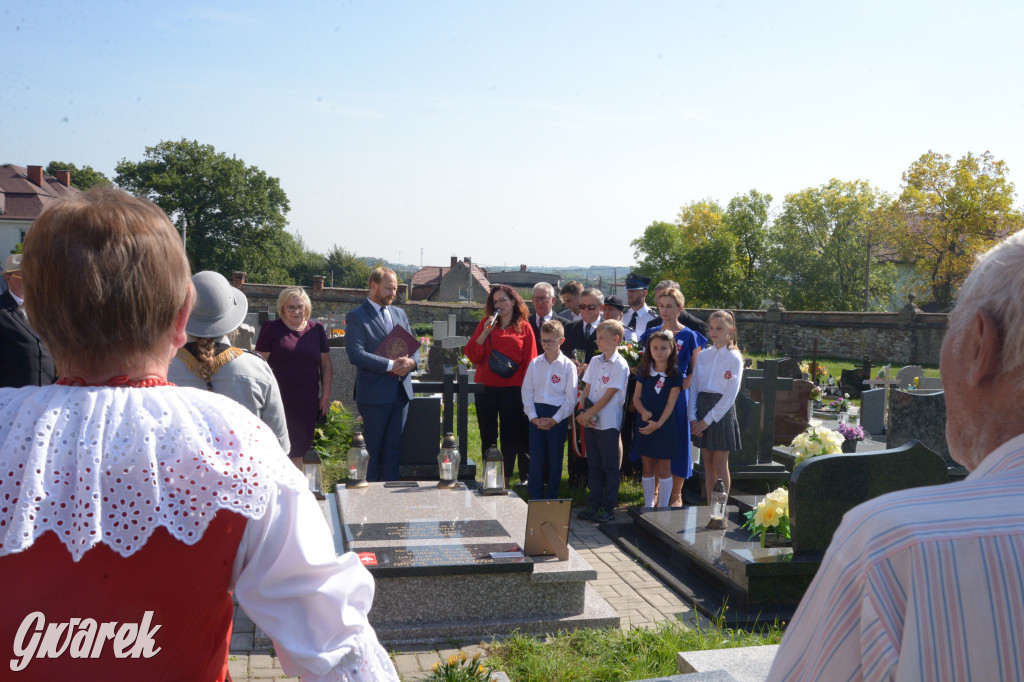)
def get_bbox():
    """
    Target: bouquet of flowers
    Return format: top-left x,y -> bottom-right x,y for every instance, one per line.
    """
810,385 -> 823,402
799,362 -> 828,383
790,420 -> 845,465
838,423 -> 865,442
742,487 -> 790,547
617,340 -> 641,367
829,393 -> 852,413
